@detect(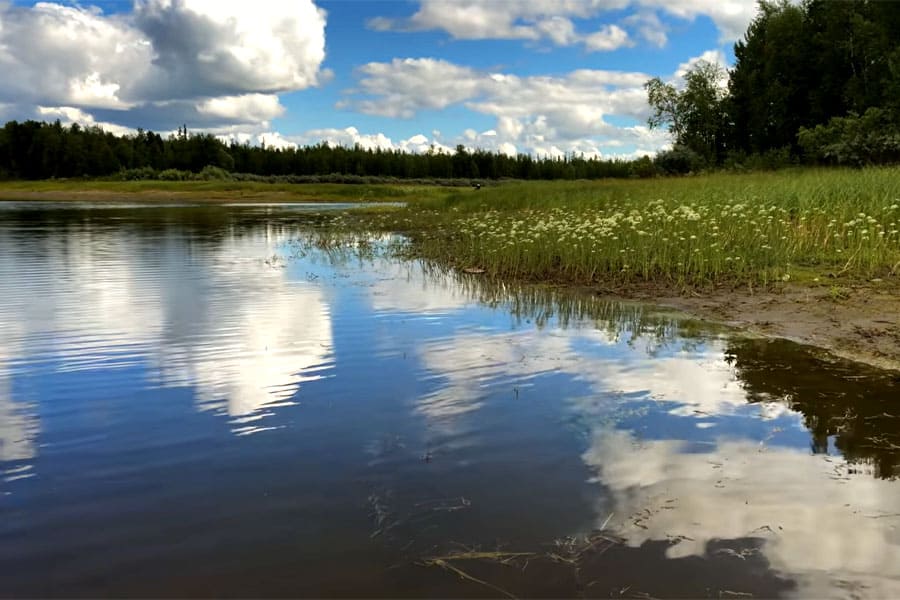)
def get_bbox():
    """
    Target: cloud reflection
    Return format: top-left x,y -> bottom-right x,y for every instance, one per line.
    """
584,429 -> 900,597
0,222 -> 333,446
414,322 -> 789,423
